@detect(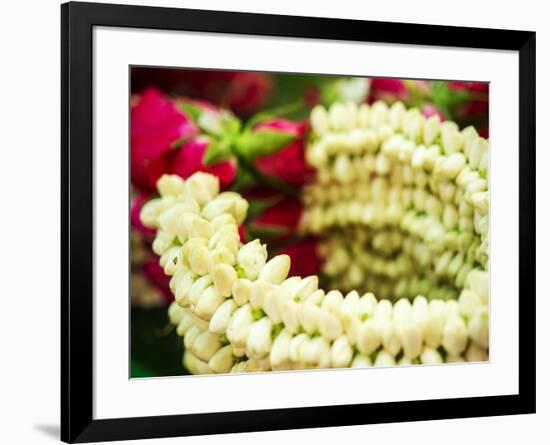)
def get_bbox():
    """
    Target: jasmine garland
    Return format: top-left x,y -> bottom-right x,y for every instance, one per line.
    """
142,99 -> 490,374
